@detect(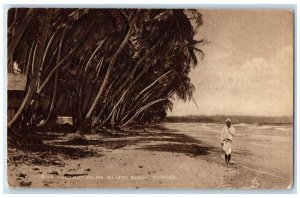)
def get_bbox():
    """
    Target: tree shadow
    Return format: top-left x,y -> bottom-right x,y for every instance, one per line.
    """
54,139 -> 131,150
131,130 -> 221,157
137,132 -> 202,144
8,129 -> 100,167
35,132 -> 63,141
36,144 -> 98,158
8,144 -> 99,167
136,143 -> 211,157
50,129 -> 217,158
16,125 -> 223,162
